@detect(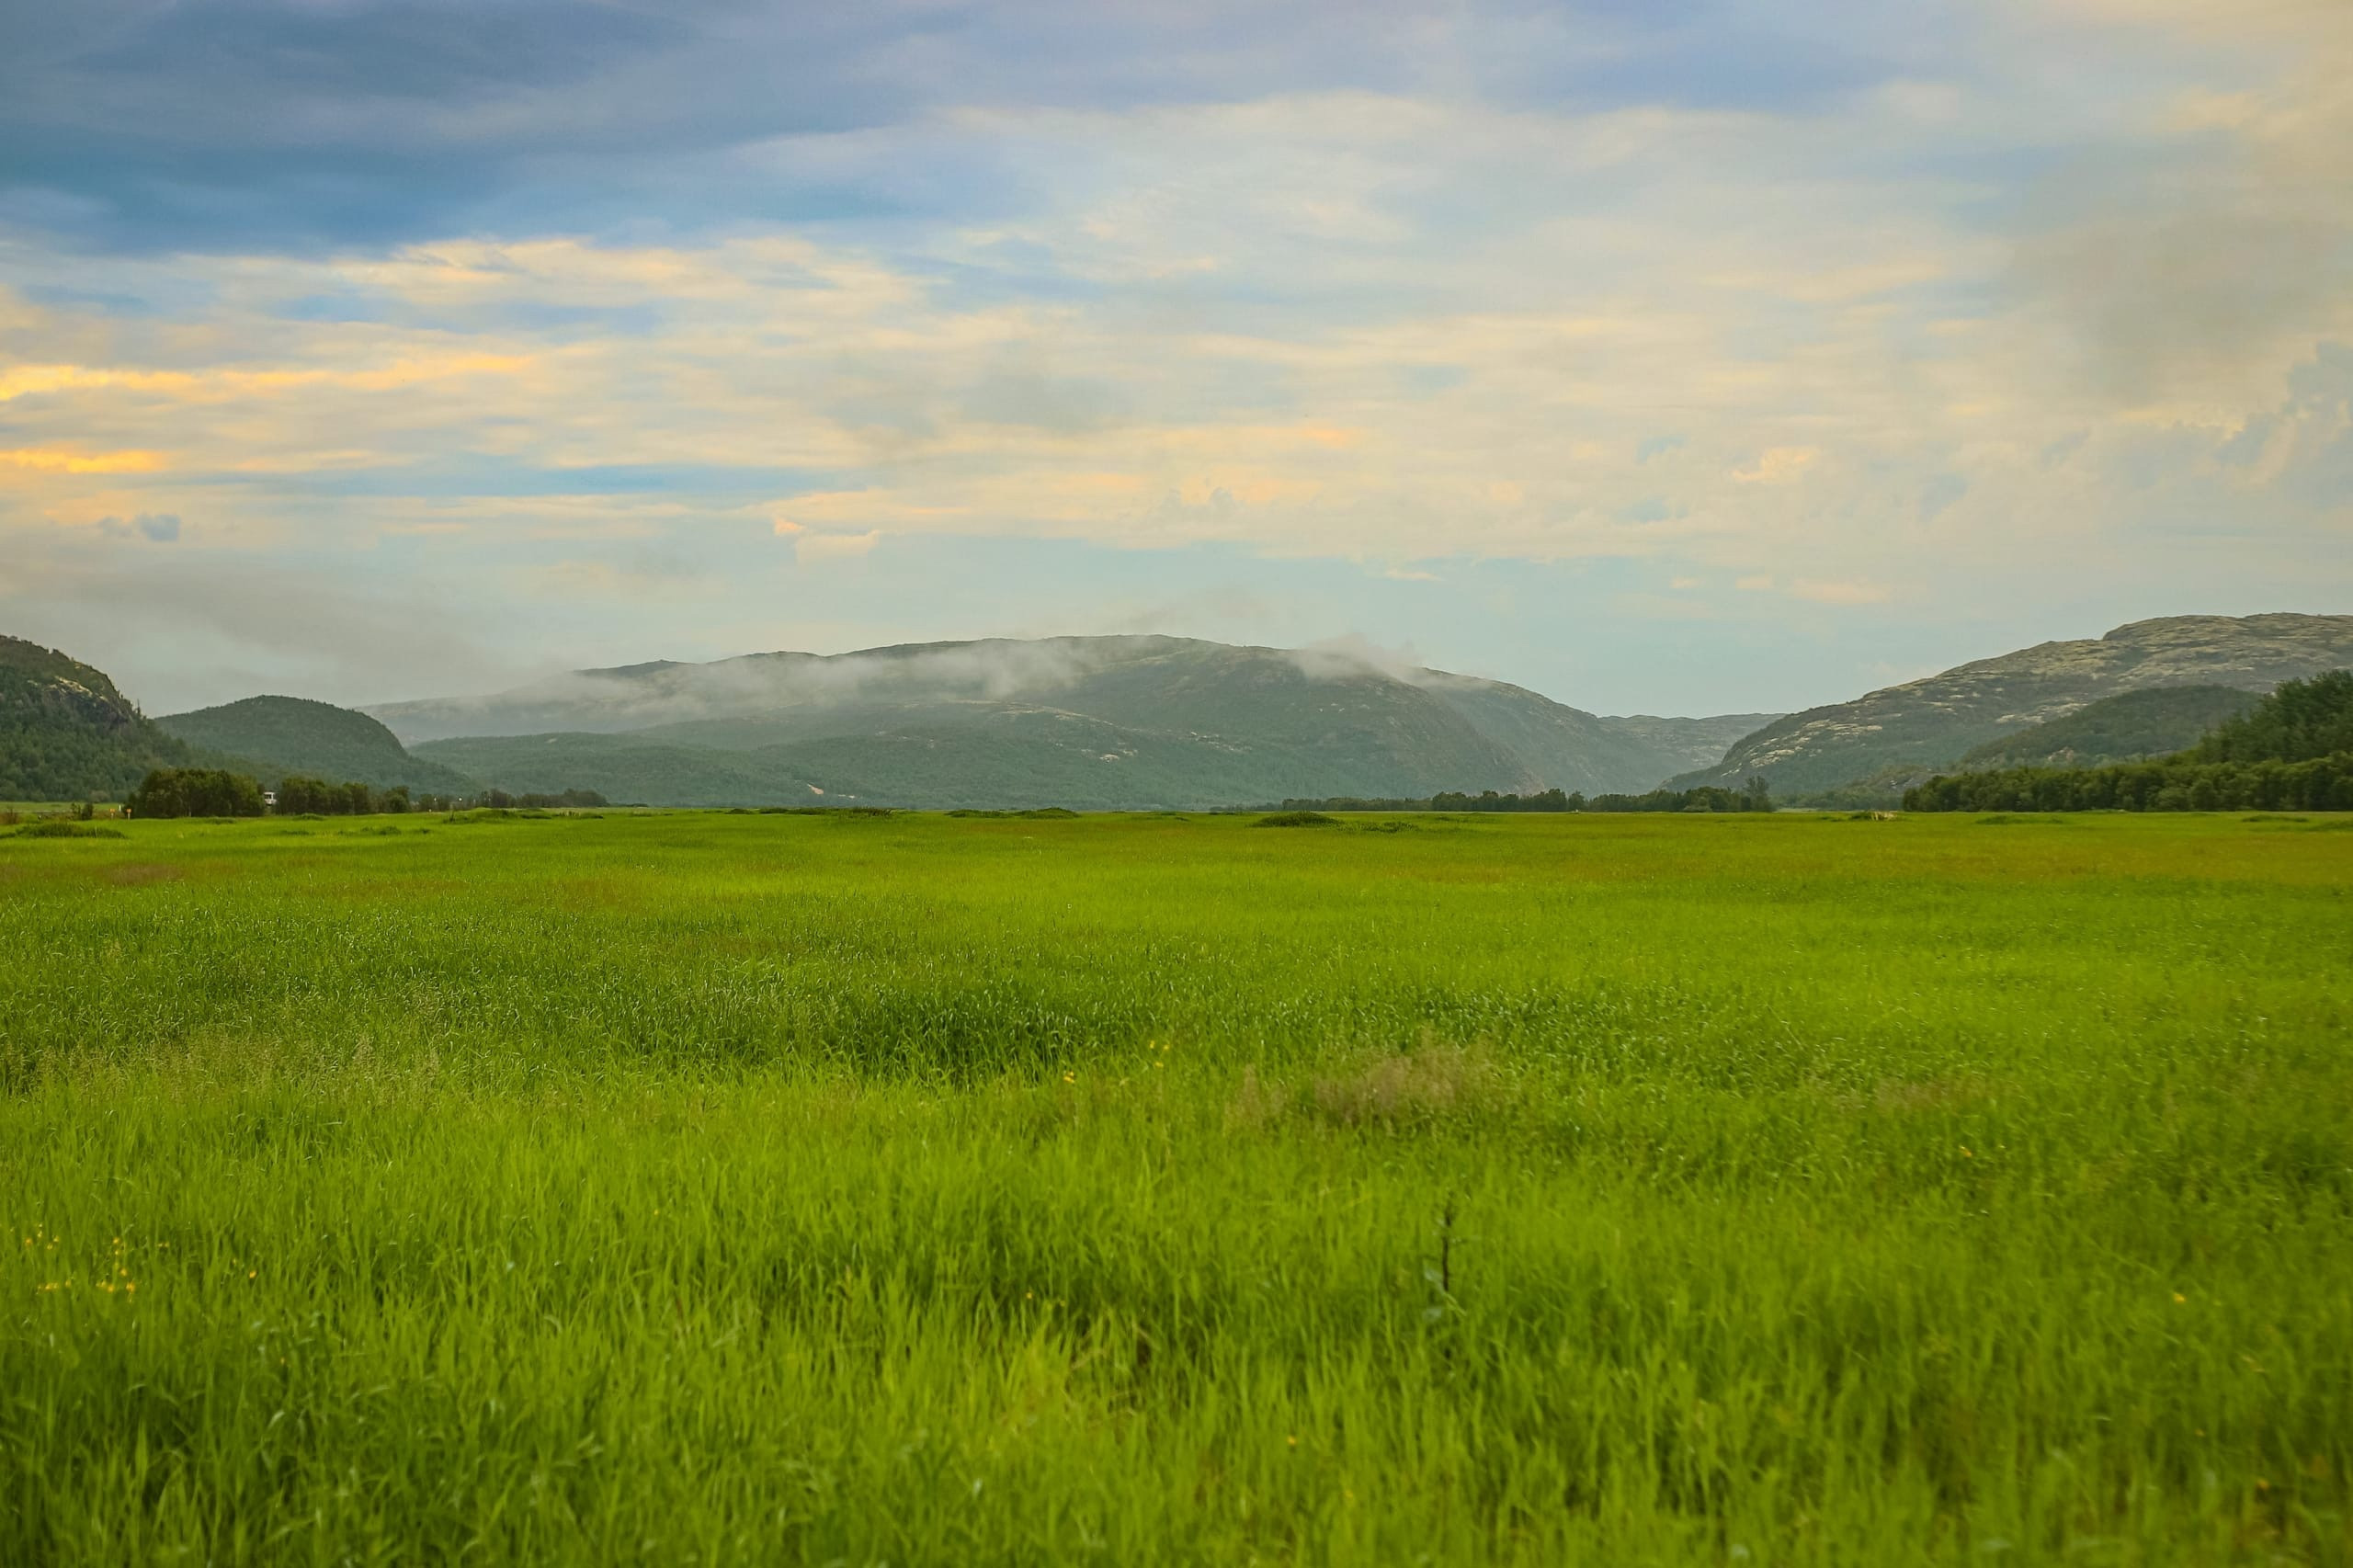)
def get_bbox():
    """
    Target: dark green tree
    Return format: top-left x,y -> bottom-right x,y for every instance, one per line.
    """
2189,669 -> 2353,764
126,767 -> 265,818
